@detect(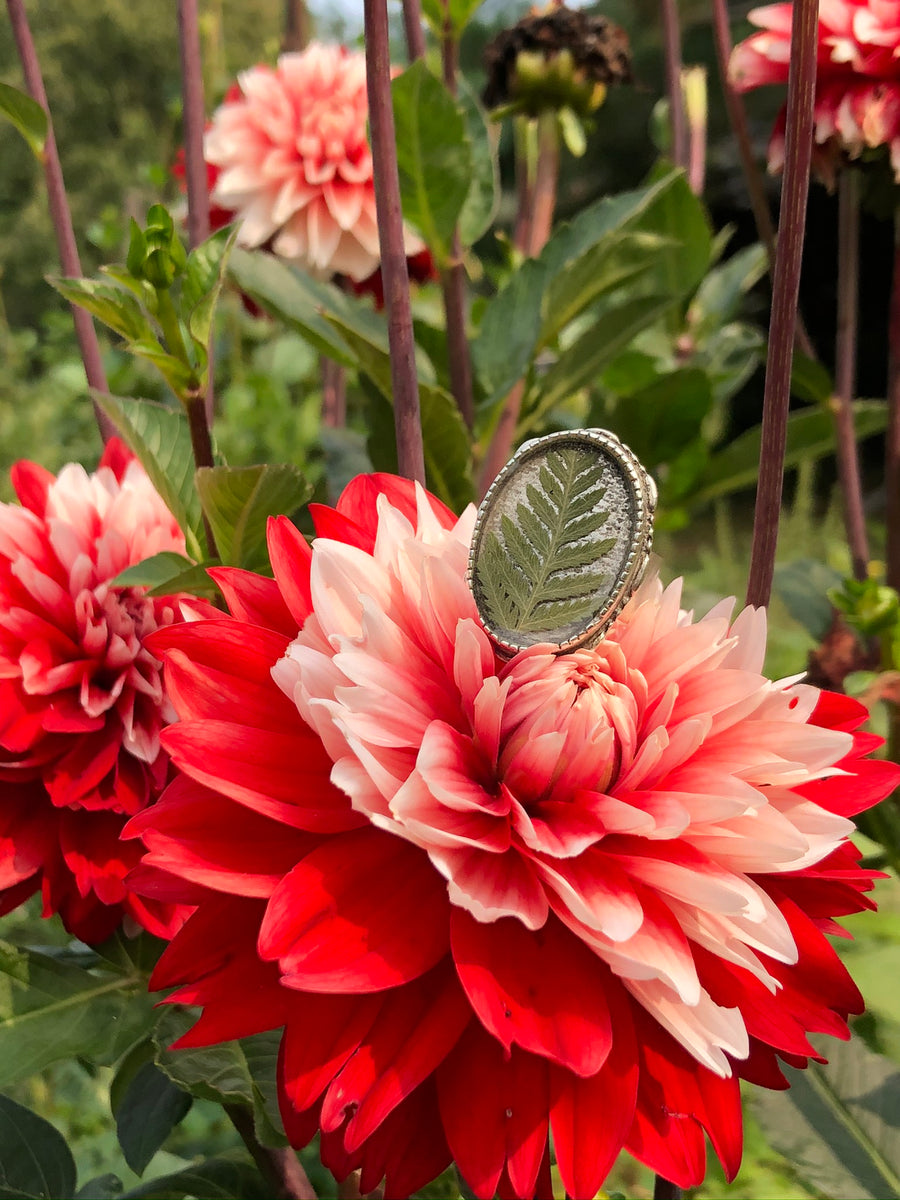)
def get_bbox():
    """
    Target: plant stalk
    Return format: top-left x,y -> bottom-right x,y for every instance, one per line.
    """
653,1177 -> 683,1200
364,0 -> 426,485
401,0 -> 427,62
5,0 -> 114,442
321,356 -> 347,428
177,0 -> 216,425
660,0 -> 688,171
887,210 -> 900,593
711,0 -> 817,360
439,4 -> 475,429
478,113 -> 559,497
283,0 -> 311,52
225,1104 -> 316,1200
745,0 -> 819,609
834,168 -> 869,581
